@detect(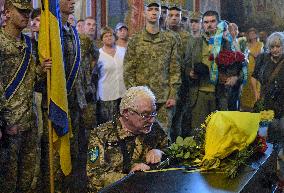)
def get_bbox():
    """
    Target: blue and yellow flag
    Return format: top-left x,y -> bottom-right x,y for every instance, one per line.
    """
38,0 -> 72,175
